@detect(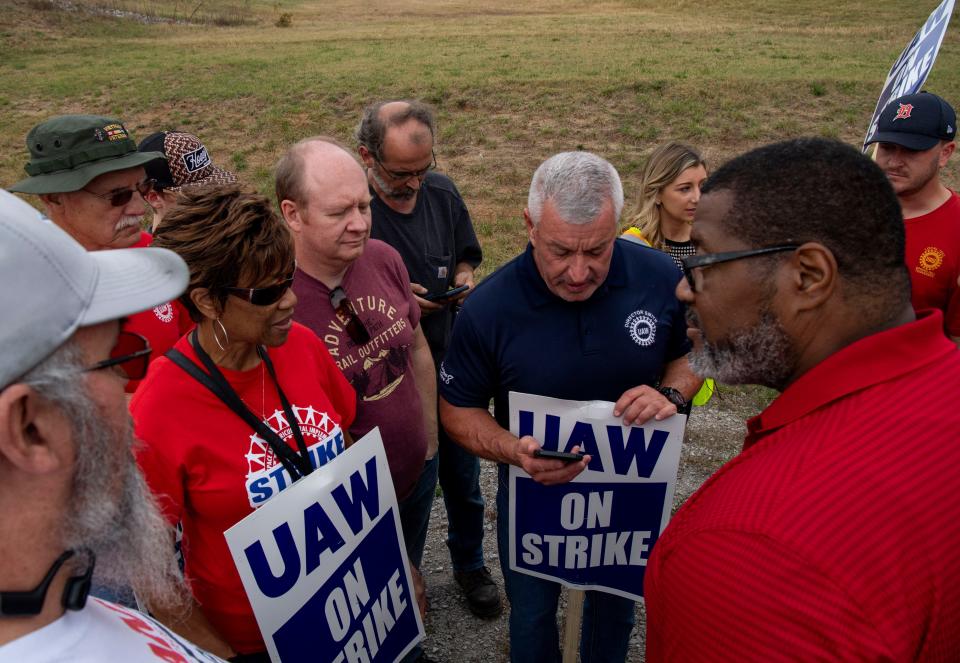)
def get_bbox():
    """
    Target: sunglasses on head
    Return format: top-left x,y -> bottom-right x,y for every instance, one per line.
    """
83,331 -> 151,381
81,179 -> 155,208
226,275 -> 295,306
330,286 -> 371,345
